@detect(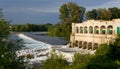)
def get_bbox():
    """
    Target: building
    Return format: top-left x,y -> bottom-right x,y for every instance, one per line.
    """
70,19 -> 120,50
